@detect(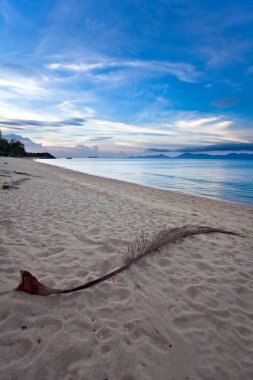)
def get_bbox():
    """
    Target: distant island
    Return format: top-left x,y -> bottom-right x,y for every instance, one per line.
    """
25,152 -> 55,159
0,130 -> 55,159
128,153 -> 253,160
